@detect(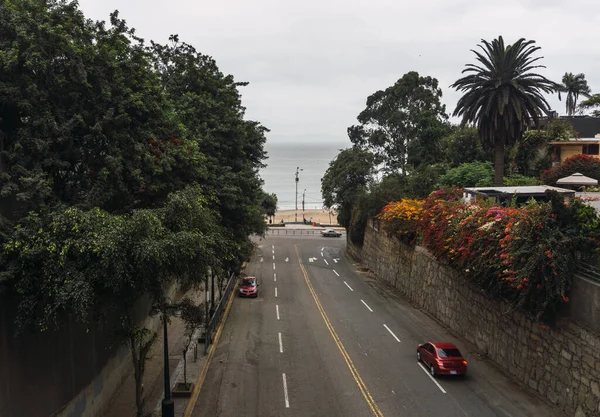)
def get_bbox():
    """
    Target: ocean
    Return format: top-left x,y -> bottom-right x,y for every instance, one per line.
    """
260,140 -> 350,210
